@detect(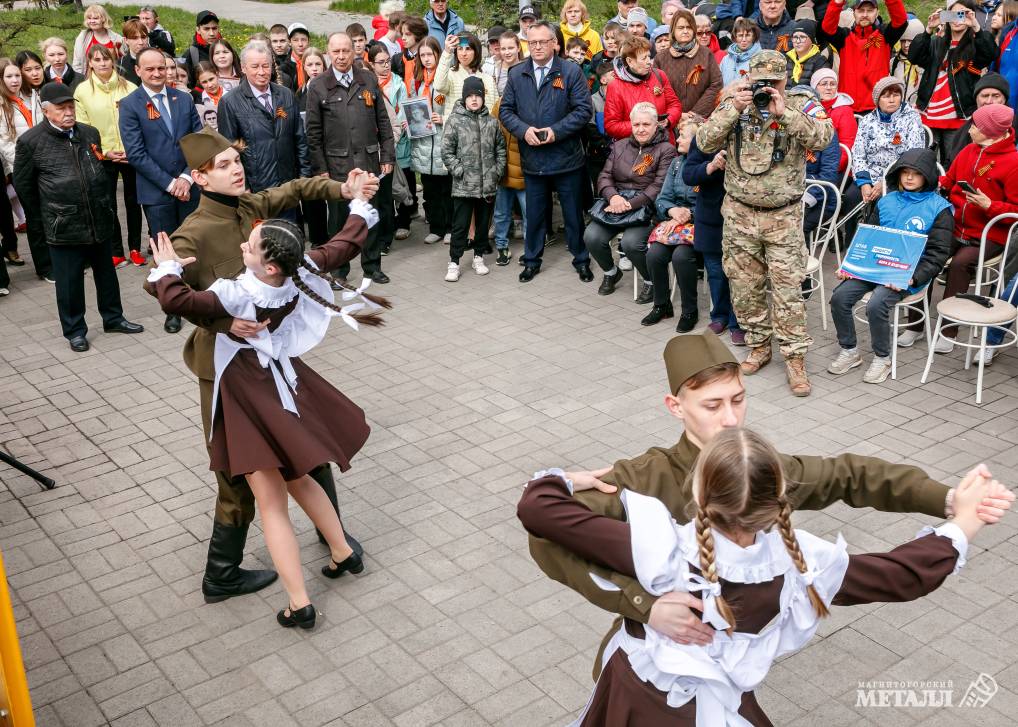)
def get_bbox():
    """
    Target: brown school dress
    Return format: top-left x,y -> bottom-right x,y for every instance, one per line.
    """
154,221 -> 371,482
517,475 -> 962,726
